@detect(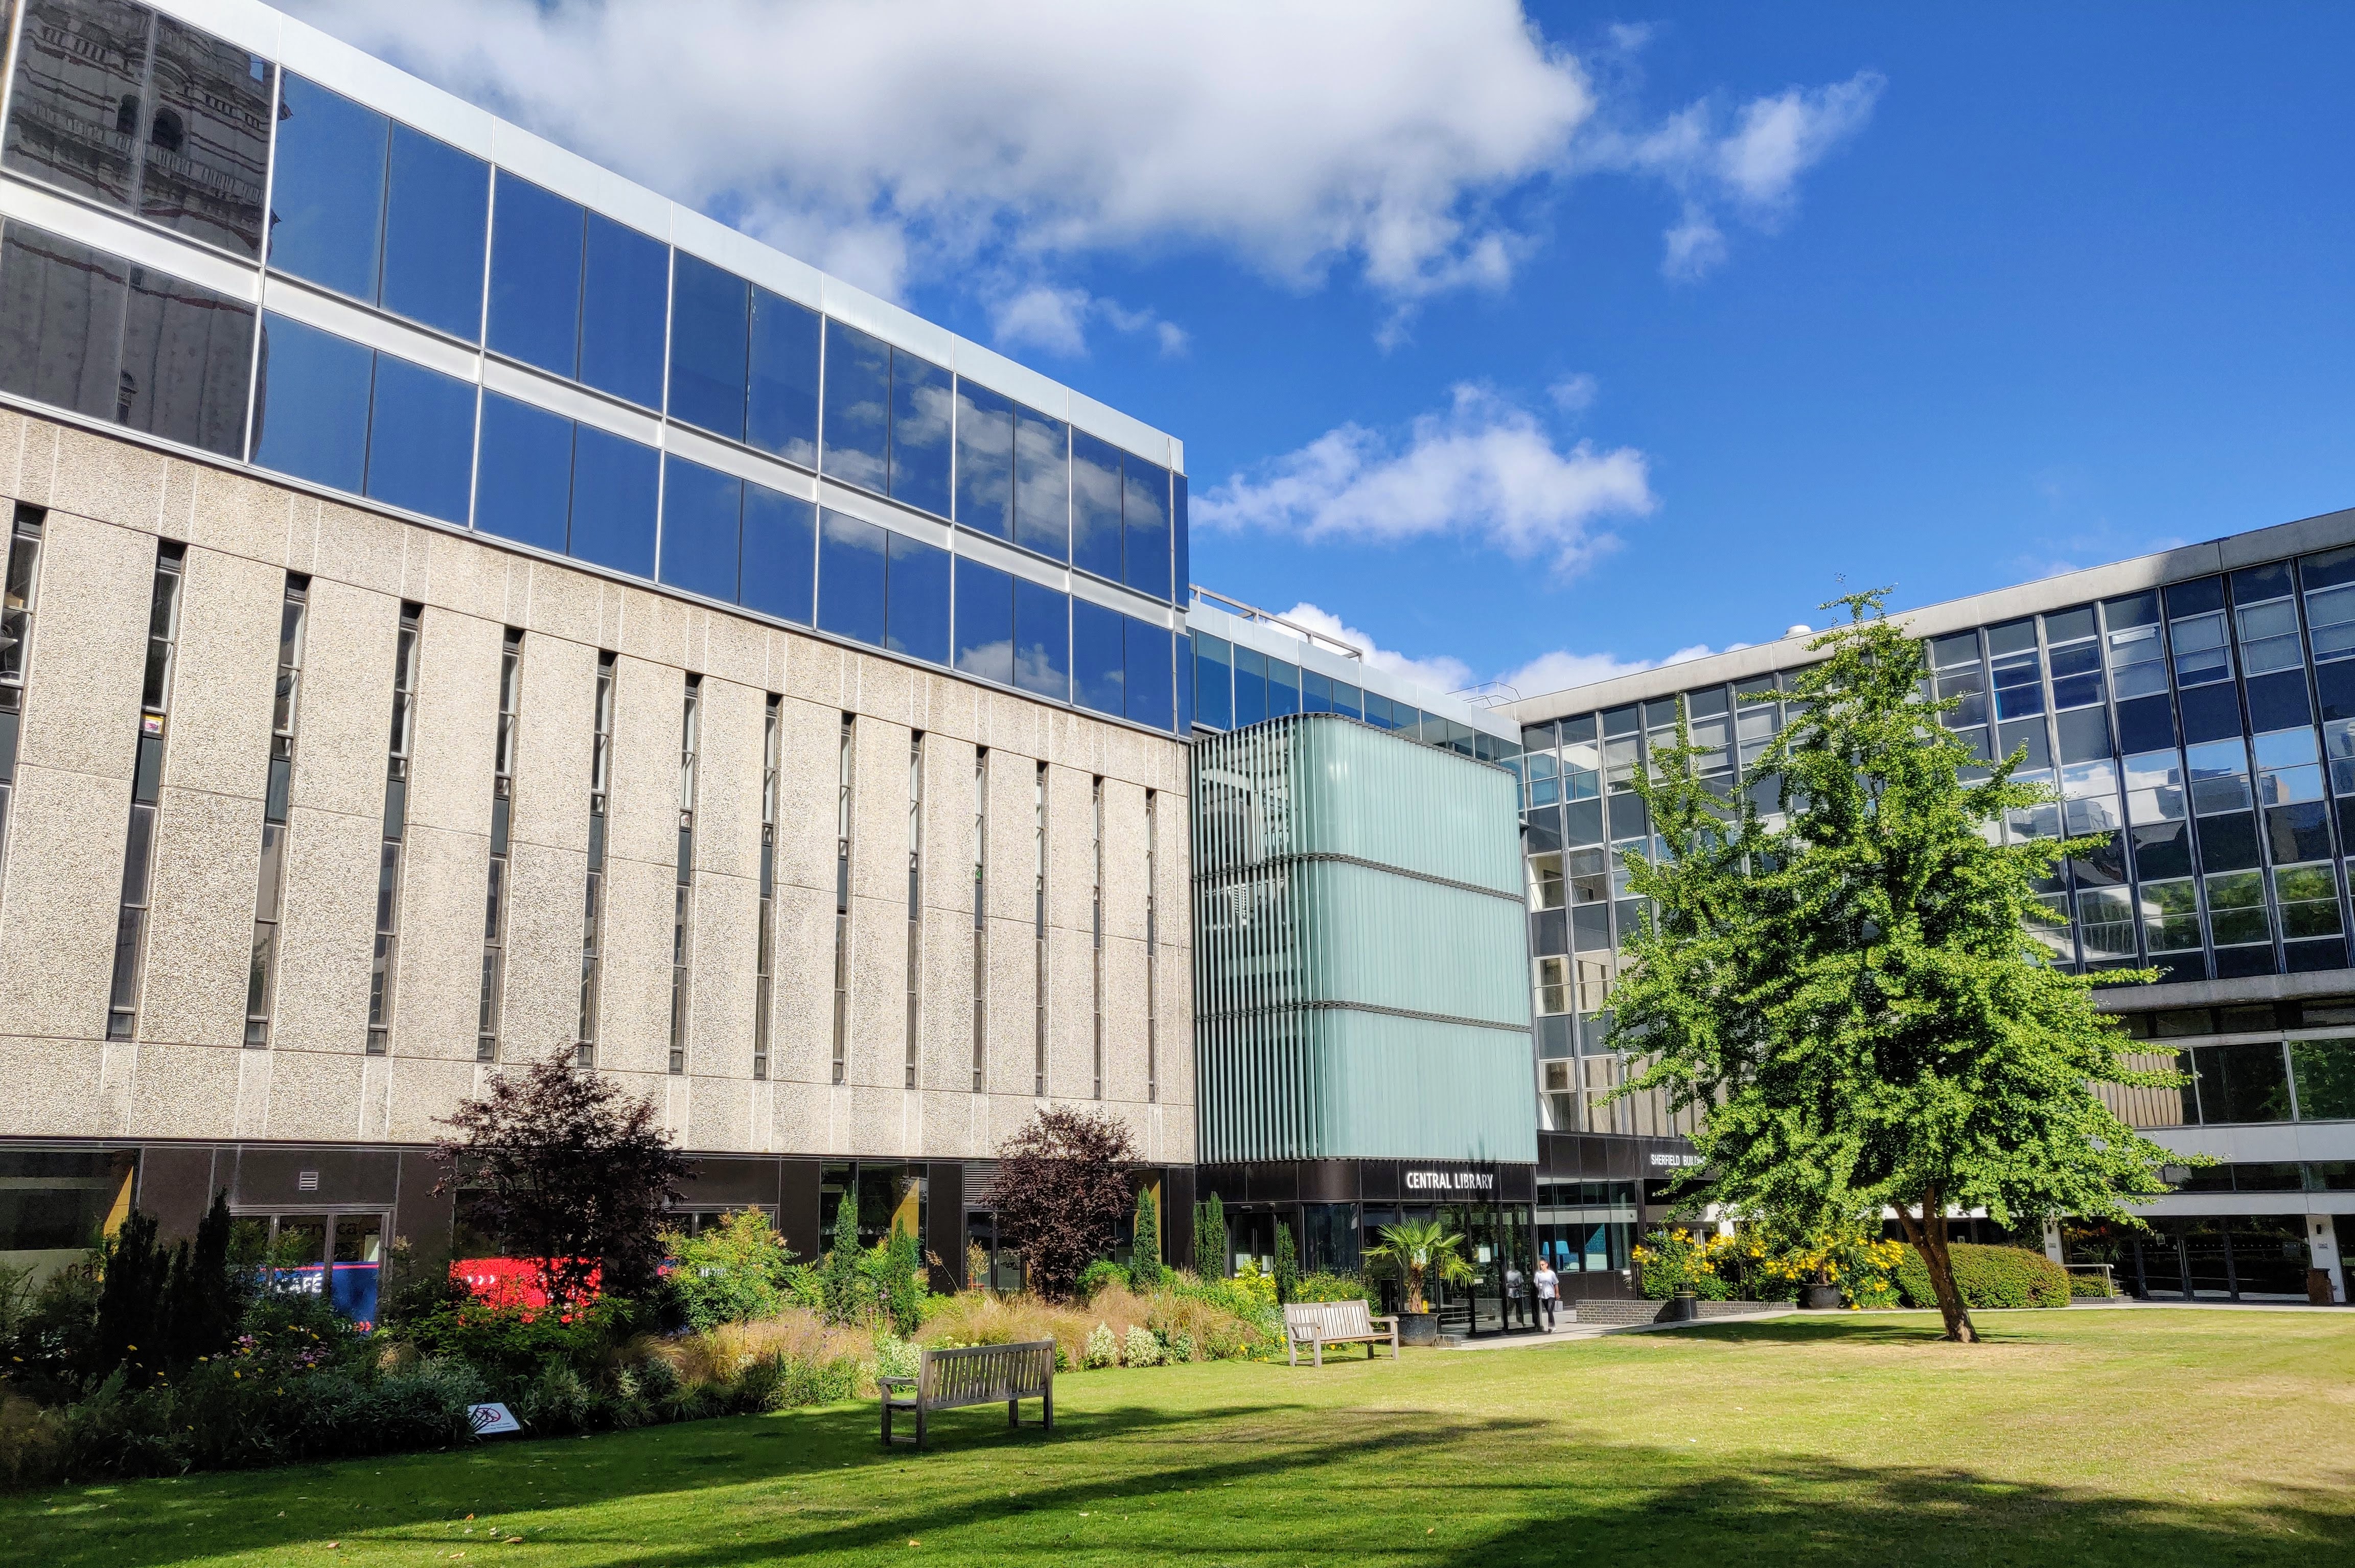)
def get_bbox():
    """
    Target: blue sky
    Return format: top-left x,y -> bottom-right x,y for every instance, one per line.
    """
292,2 -> 2355,699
